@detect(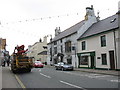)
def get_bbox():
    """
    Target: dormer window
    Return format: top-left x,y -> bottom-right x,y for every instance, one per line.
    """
110,18 -> 116,23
